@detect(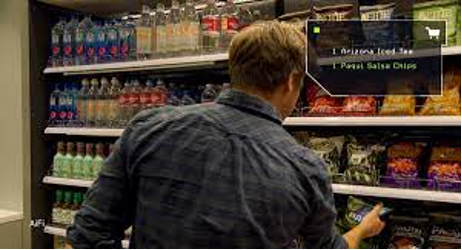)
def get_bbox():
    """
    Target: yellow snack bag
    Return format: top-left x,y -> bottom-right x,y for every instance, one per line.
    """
419,87 -> 461,115
379,95 -> 416,116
